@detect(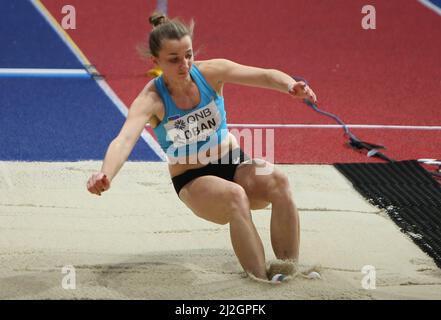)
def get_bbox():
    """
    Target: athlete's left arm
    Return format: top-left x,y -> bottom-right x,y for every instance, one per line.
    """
209,58 -> 317,102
